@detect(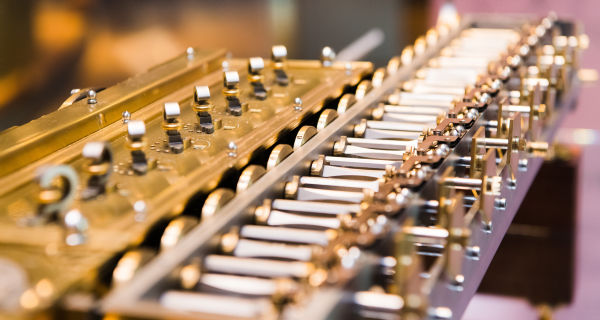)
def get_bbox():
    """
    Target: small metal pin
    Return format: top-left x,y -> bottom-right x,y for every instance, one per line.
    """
87,89 -> 97,104
186,47 -> 195,60
293,97 -> 302,111
122,110 -> 131,124
63,209 -> 88,246
321,46 -> 336,67
466,246 -> 481,260
228,141 -> 238,157
494,197 -> 507,210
